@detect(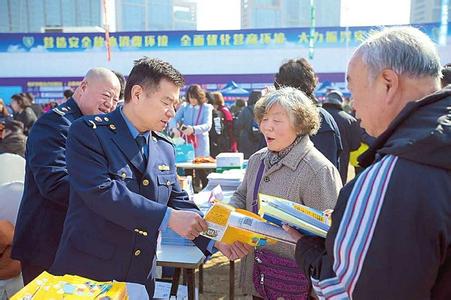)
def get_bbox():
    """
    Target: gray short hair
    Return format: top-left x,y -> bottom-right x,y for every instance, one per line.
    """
254,87 -> 320,136
353,26 -> 442,80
